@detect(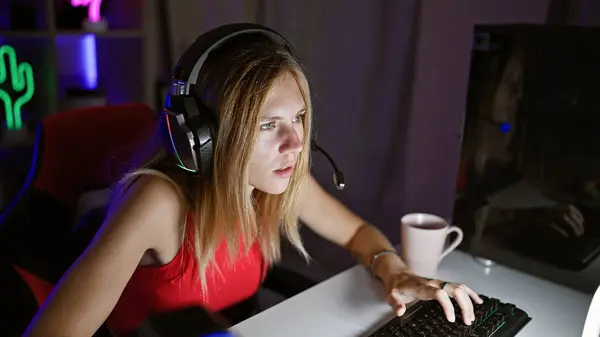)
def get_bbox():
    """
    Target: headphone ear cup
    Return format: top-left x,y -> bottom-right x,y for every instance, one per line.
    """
164,108 -> 200,173
164,95 -> 219,175
191,96 -> 219,176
